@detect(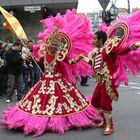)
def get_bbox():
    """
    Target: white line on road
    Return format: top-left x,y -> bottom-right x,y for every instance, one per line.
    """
114,80 -> 140,95
120,84 -> 140,90
120,82 -> 140,89
129,82 -> 140,86
130,86 -> 140,89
